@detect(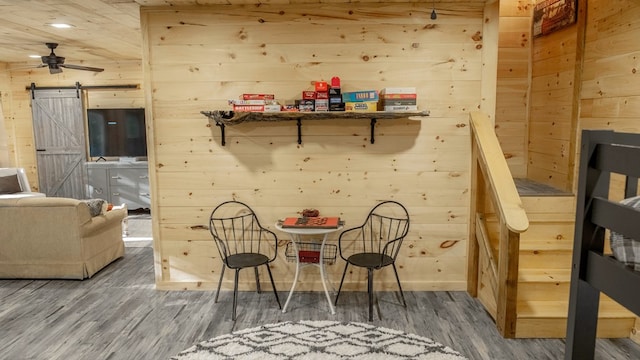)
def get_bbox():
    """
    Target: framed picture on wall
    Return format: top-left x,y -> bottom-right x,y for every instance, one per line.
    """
533,0 -> 577,37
